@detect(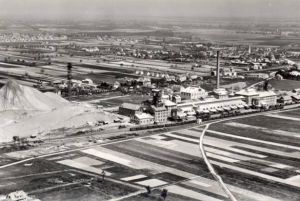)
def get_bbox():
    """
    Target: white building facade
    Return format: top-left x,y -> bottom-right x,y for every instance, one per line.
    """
181,87 -> 208,100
